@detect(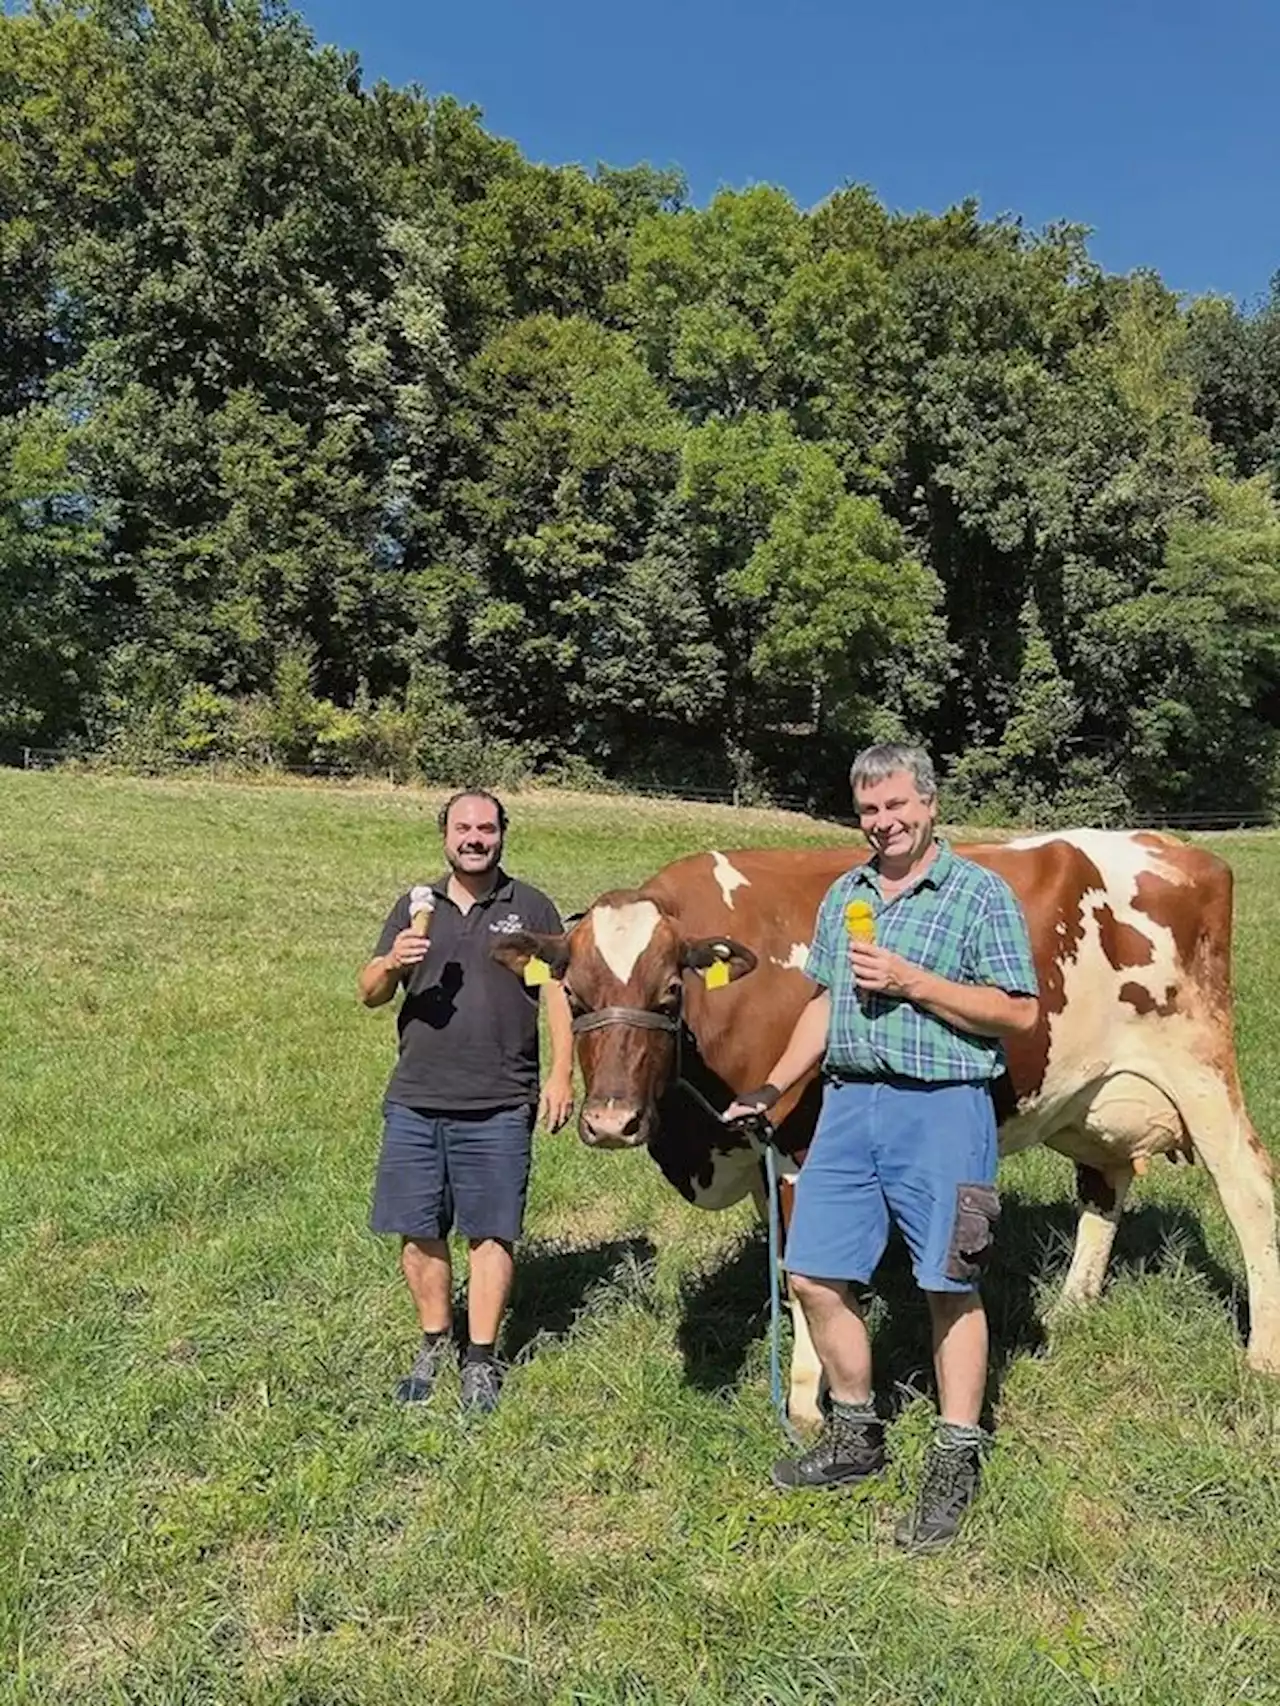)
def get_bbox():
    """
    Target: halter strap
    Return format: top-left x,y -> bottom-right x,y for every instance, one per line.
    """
568,1002 -> 735,1129
571,1006 -> 679,1036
